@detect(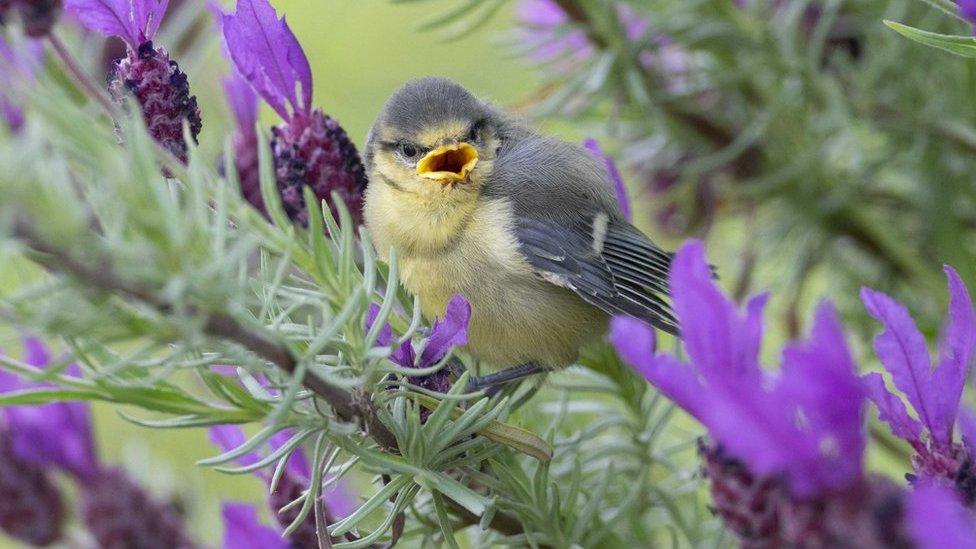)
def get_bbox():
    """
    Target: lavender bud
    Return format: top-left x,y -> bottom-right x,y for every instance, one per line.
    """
270,109 -> 367,227
109,41 -> 202,165
0,431 -> 64,546
81,467 -> 196,549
